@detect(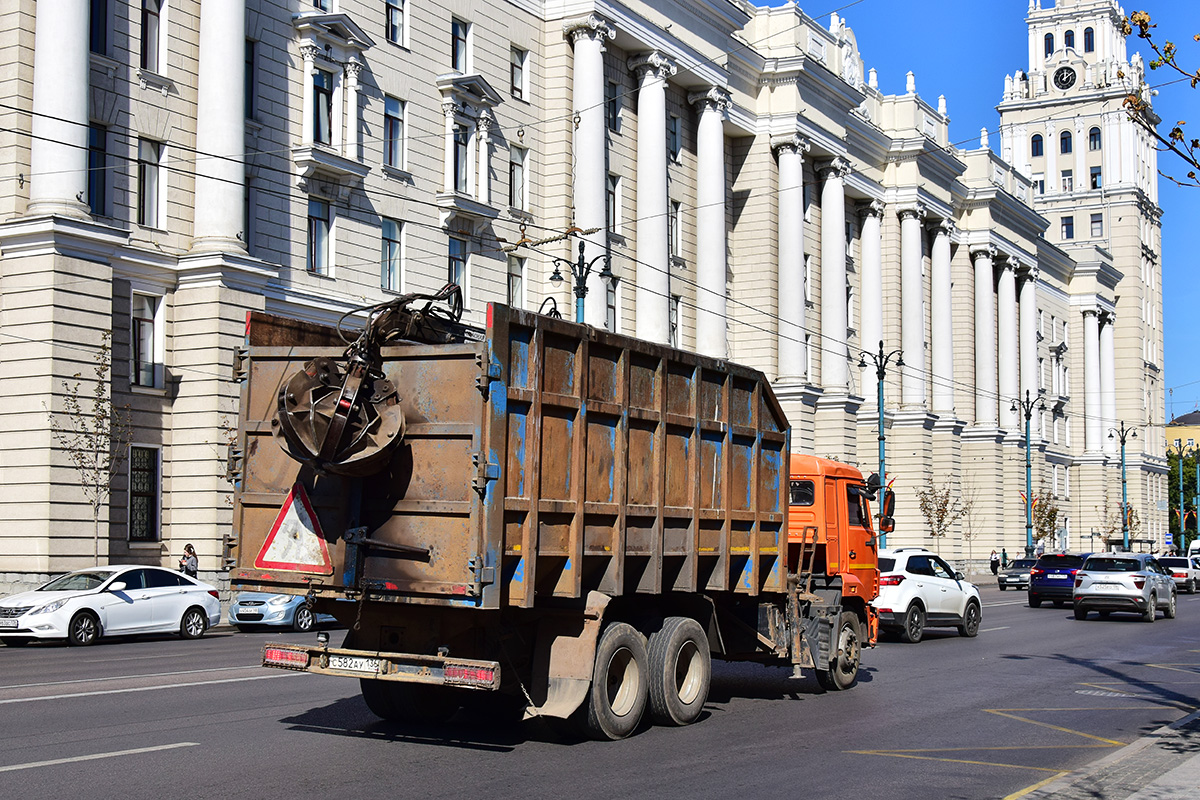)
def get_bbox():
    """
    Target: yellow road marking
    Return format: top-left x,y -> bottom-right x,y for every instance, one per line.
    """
847,751 -> 1064,772
983,709 -> 1126,745
1002,771 -> 1071,799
